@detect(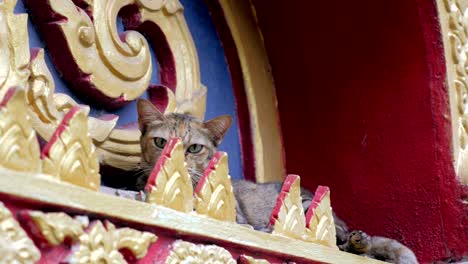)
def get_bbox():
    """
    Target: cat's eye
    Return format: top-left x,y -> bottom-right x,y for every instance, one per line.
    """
187,144 -> 203,154
154,137 -> 167,149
